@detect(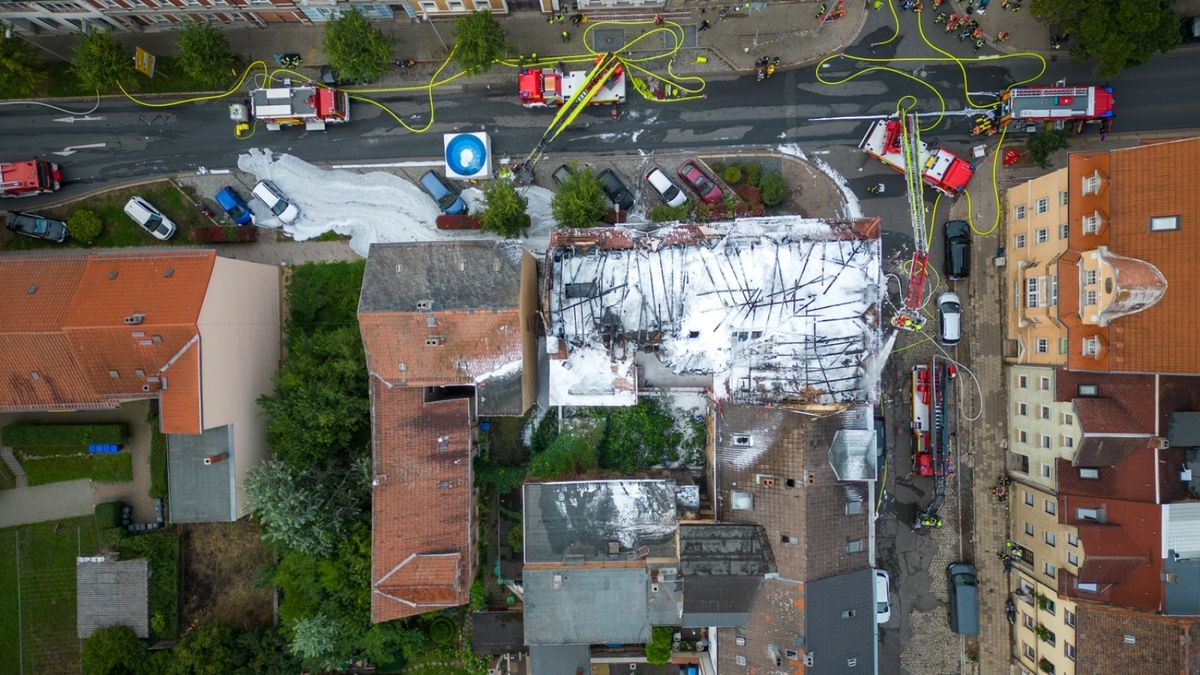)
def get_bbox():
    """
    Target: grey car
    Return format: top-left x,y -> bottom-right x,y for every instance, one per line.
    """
597,169 -> 635,211
5,211 -> 68,243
